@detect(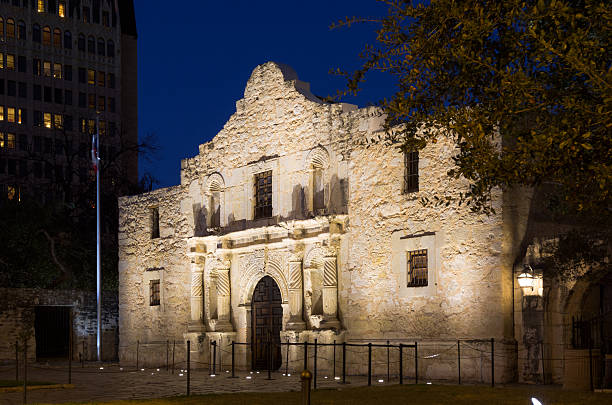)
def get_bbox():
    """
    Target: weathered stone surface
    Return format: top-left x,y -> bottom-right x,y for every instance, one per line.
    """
118,62 -> 516,382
